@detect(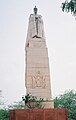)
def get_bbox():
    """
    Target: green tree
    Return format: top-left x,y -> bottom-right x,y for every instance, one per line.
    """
54,90 -> 76,120
0,101 -> 24,120
0,109 -> 9,120
61,0 -> 76,18
22,94 -> 45,109
0,90 -> 9,120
